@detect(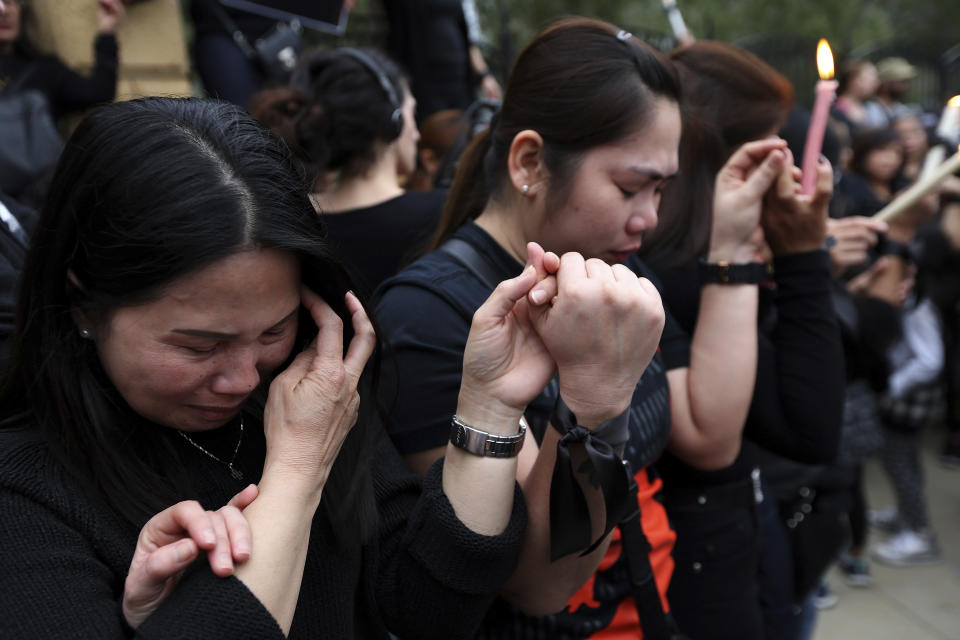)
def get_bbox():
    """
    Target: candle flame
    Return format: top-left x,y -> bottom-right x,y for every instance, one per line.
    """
816,39 -> 835,80
950,95 -> 960,107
